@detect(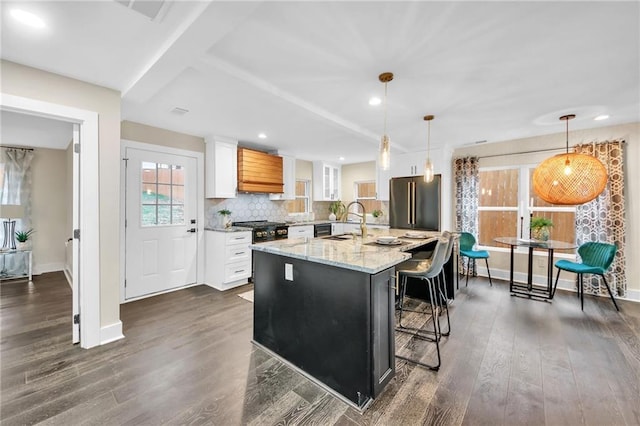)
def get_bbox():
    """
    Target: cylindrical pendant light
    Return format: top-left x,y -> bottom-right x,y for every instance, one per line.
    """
378,72 -> 393,171
532,114 -> 607,205
423,115 -> 435,183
